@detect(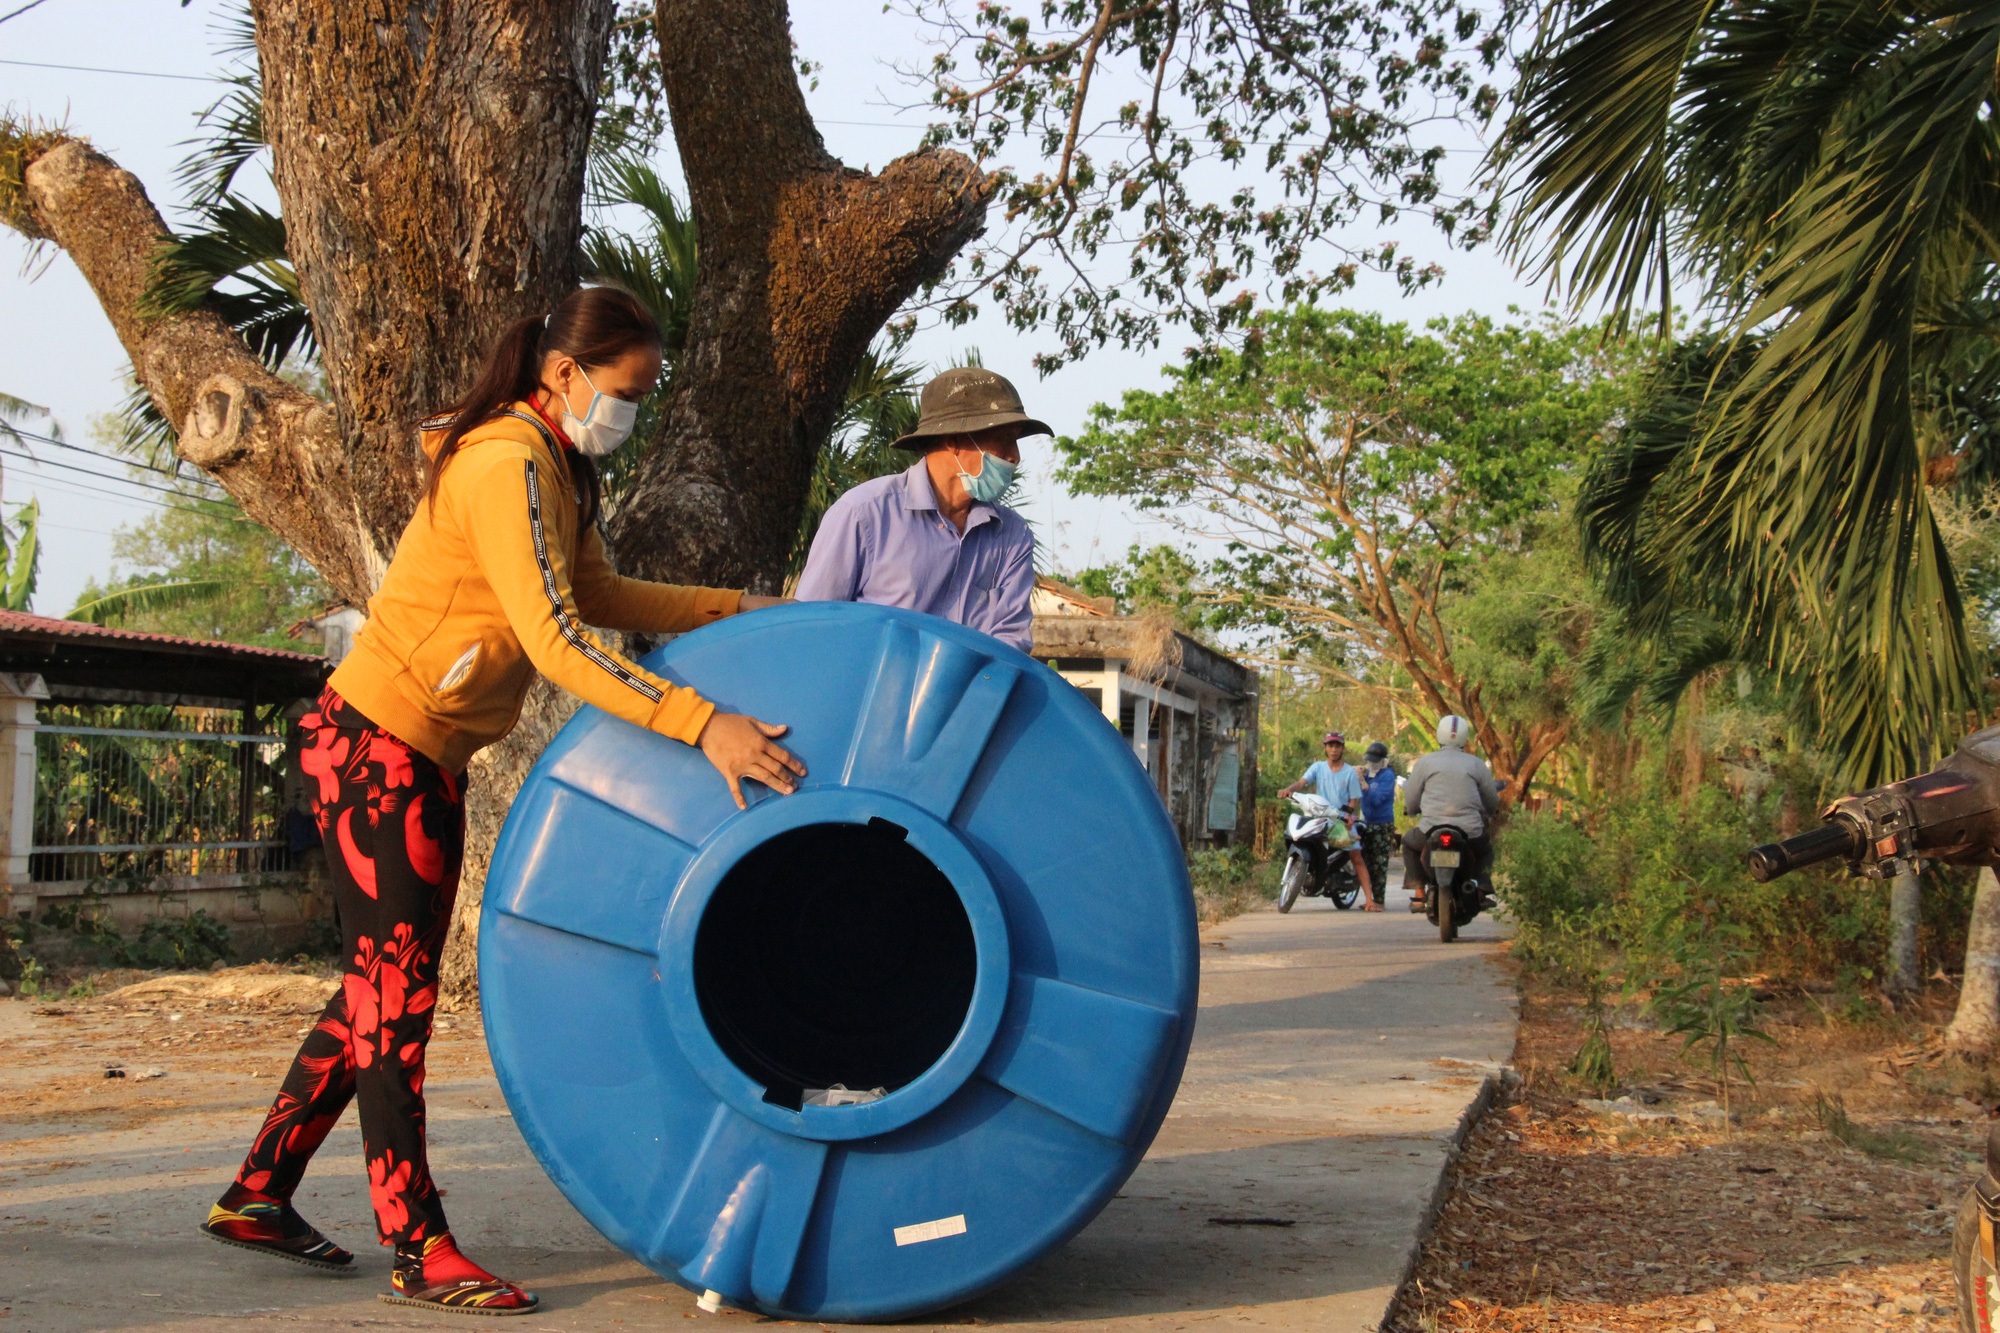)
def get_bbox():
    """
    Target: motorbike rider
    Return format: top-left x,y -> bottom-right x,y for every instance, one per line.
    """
1278,731 -> 1379,911
1357,741 -> 1399,908
1401,716 -> 1501,912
